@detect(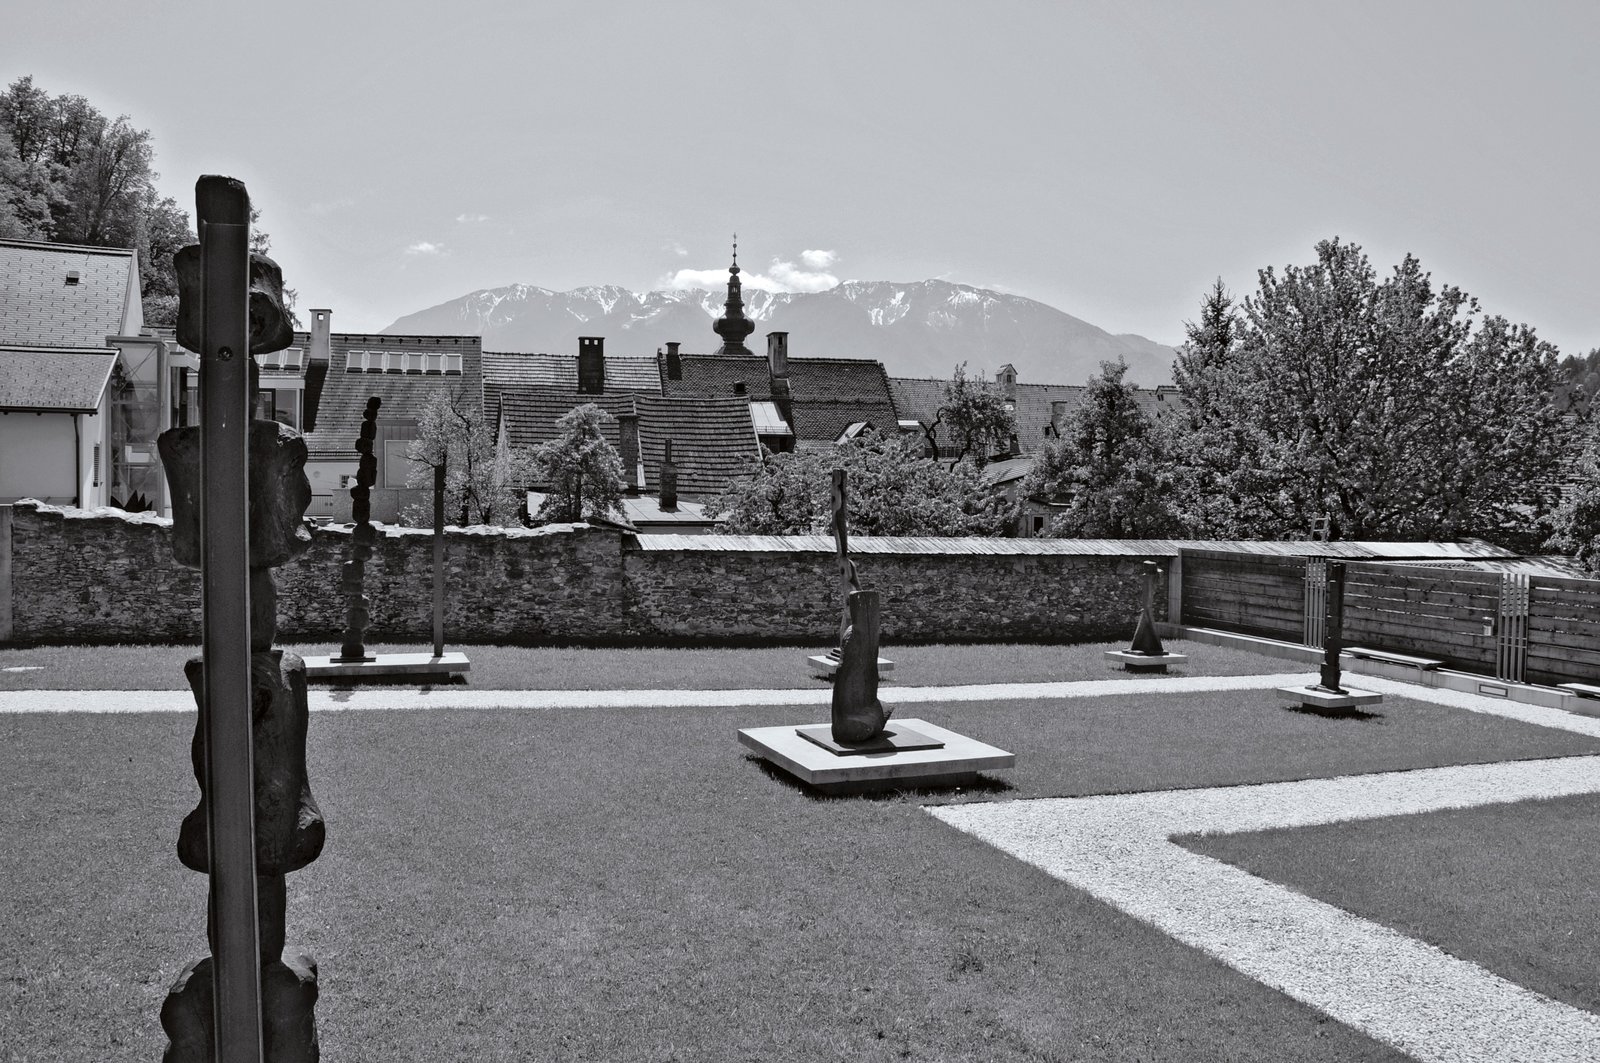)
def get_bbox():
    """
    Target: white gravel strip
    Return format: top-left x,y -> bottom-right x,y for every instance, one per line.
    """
930,756 -> 1600,1062
0,671 -> 1314,714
